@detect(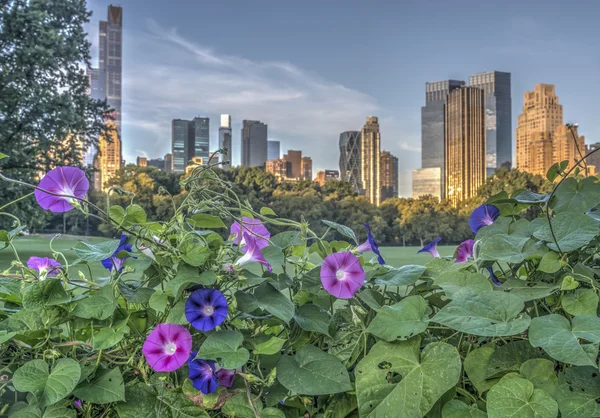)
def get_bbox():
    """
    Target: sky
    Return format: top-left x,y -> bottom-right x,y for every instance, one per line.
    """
86,0 -> 600,196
